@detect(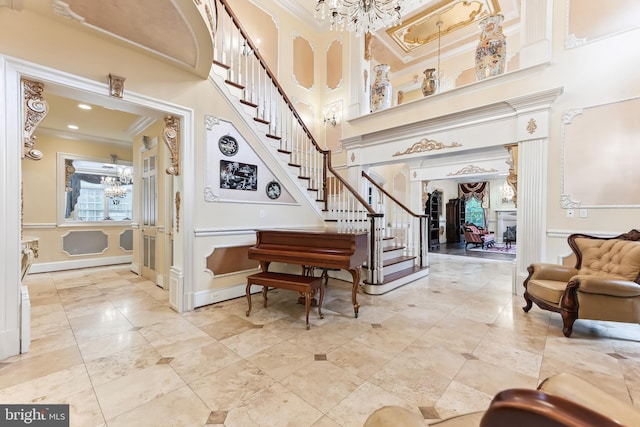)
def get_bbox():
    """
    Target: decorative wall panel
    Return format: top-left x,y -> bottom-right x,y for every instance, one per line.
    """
62,230 -> 109,256
566,0 -> 640,48
293,33 -> 314,90
204,116 -> 297,204
562,98 -> 640,207
205,245 -> 259,277
326,39 -> 343,90
120,229 -> 133,252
